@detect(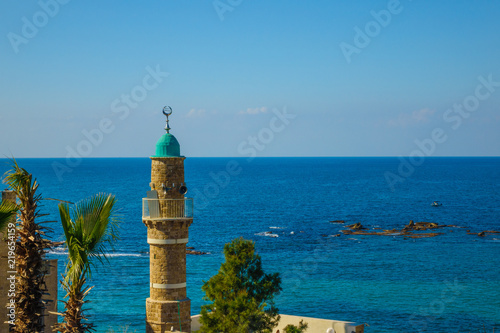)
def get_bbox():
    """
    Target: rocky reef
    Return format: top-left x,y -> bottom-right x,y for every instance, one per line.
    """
337,220 -> 486,239
466,230 -> 500,237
